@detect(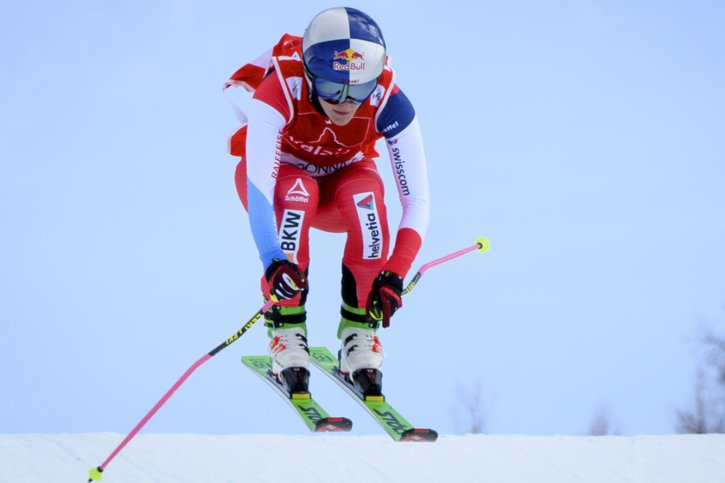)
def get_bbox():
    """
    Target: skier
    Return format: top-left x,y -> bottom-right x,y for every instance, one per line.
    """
225,7 -> 430,396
